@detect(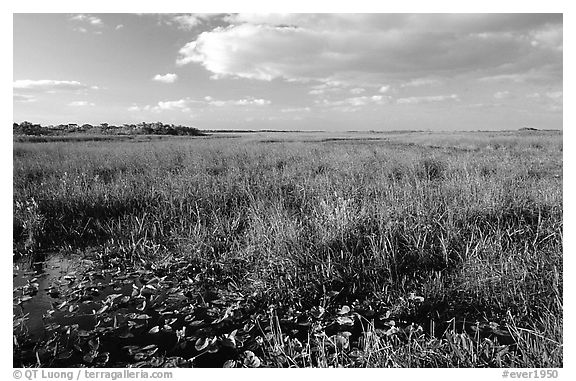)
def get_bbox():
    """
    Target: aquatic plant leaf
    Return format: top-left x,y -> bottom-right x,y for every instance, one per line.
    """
223,359 -> 236,368
207,340 -> 220,353
136,299 -> 146,311
337,305 -> 351,315
95,352 -> 110,365
243,350 -> 261,368
195,337 -> 210,351
148,326 -> 160,334
335,316 -> 355,326
220,336 -> 236,349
